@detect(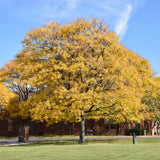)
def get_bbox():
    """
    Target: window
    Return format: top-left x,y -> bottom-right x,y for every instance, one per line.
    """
104,120 -> 116,130
134,123 -> 140,129
8,120 -> 13,132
